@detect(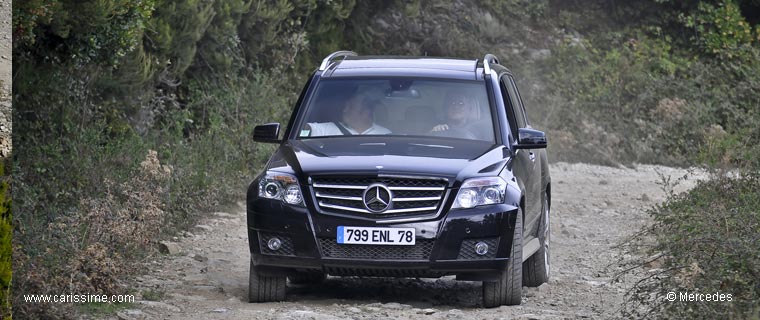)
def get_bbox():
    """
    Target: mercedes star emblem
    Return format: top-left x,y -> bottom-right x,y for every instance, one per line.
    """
363,183 -> 392,213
